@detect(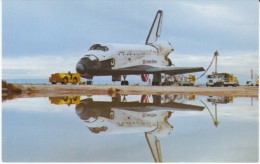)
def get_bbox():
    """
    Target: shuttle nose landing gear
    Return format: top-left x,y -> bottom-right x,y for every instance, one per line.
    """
121,75 -> 129,85
86,81 -> 93,85
86,78 -> 93,85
